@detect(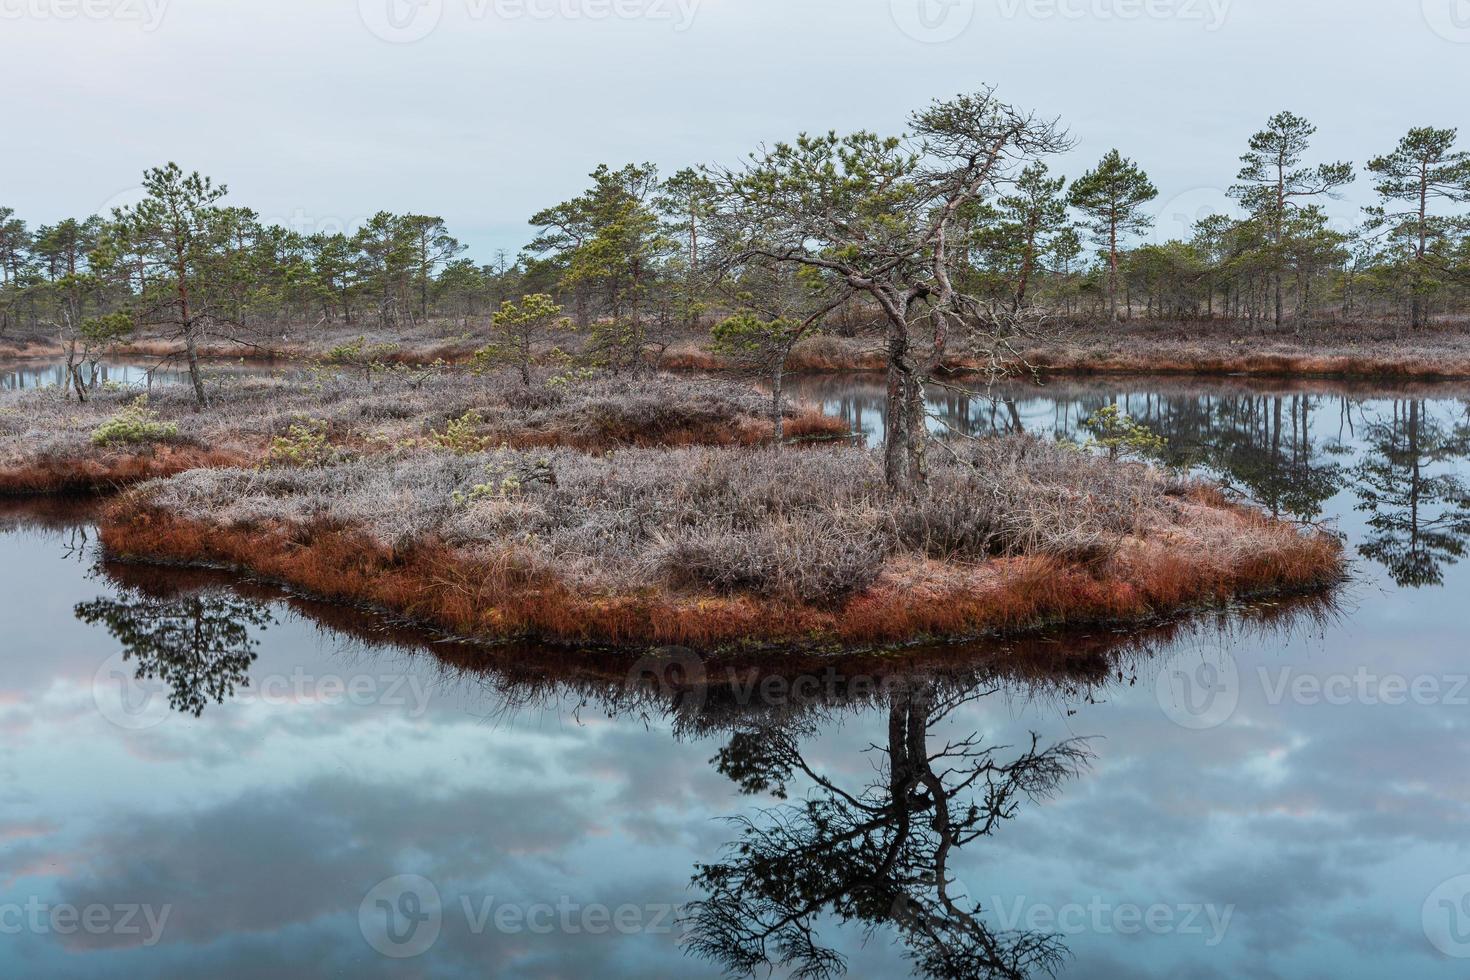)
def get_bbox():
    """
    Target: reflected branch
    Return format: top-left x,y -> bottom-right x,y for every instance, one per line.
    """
76,587 -> 272,717
683,676 -> 1093,980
